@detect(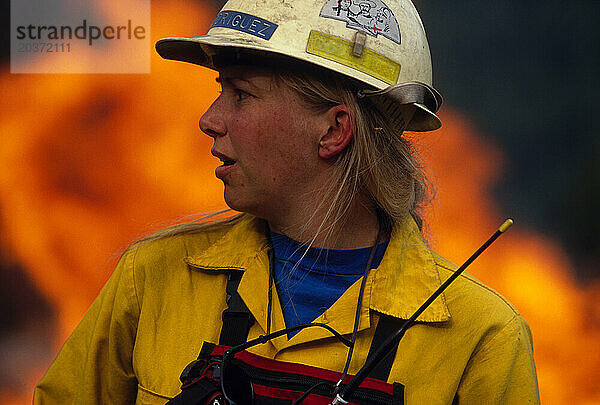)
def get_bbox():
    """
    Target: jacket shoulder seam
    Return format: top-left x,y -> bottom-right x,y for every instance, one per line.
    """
434,257 -> 520,316
470,313 -> 520,359
126,244 -> 142,315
